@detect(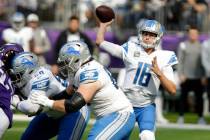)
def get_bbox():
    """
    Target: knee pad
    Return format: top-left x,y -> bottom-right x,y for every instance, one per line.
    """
139,130 -> 155,140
